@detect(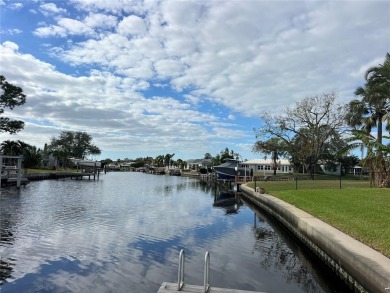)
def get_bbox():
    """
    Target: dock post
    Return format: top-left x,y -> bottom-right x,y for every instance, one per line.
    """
16,156 -> 22,188
0,155 -> 2,189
